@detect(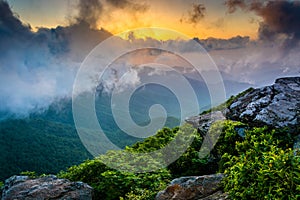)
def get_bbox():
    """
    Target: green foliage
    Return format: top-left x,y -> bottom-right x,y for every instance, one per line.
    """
59,126 -> 187,199
121,189 -> 155,200
127,127 -> 179,153
0,118 -> 92,181
0,93 -> 181,182
222,127 -> 300,199
59,159 -> 109,184
207,120 -> 246,172
20,171 -> 37,178
59,124 -> 210,199
59,158 -> 170,200
211,120 -> 245,157
96,169 -> 170,200
127,124 -> 216,177
167,125 -> 213,177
